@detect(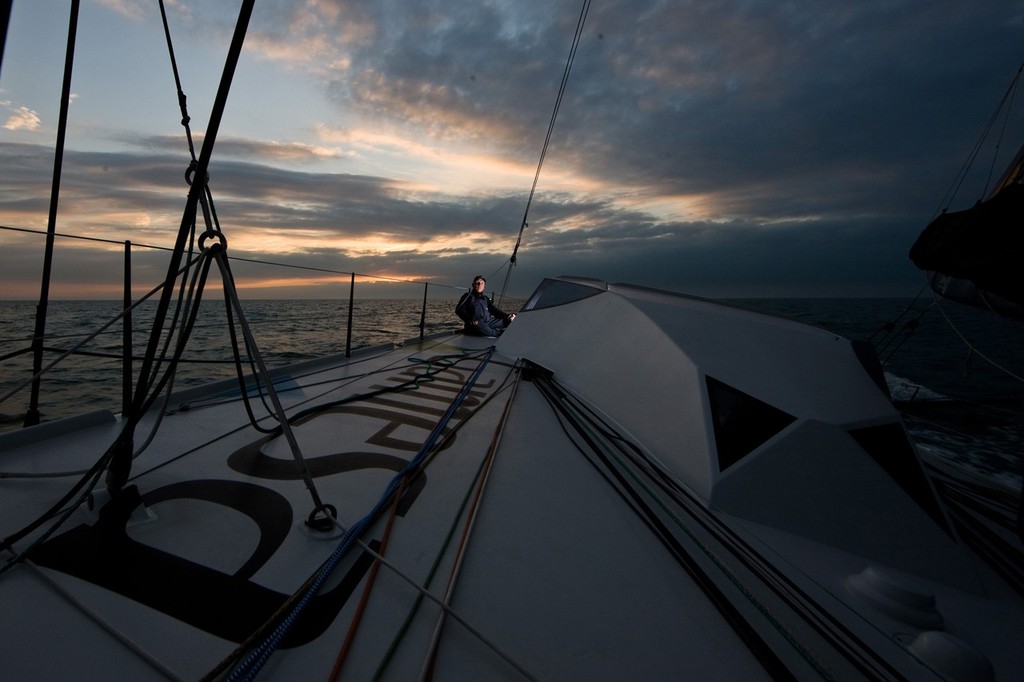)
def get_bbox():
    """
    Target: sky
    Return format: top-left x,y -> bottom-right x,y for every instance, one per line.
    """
1,0 -> 1023,300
